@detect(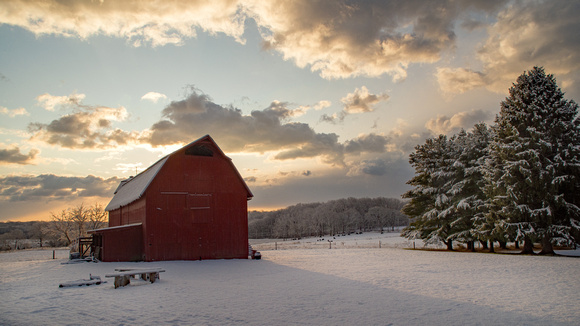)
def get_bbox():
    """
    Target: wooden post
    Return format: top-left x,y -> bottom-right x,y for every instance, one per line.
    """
53,250 -> 55,259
